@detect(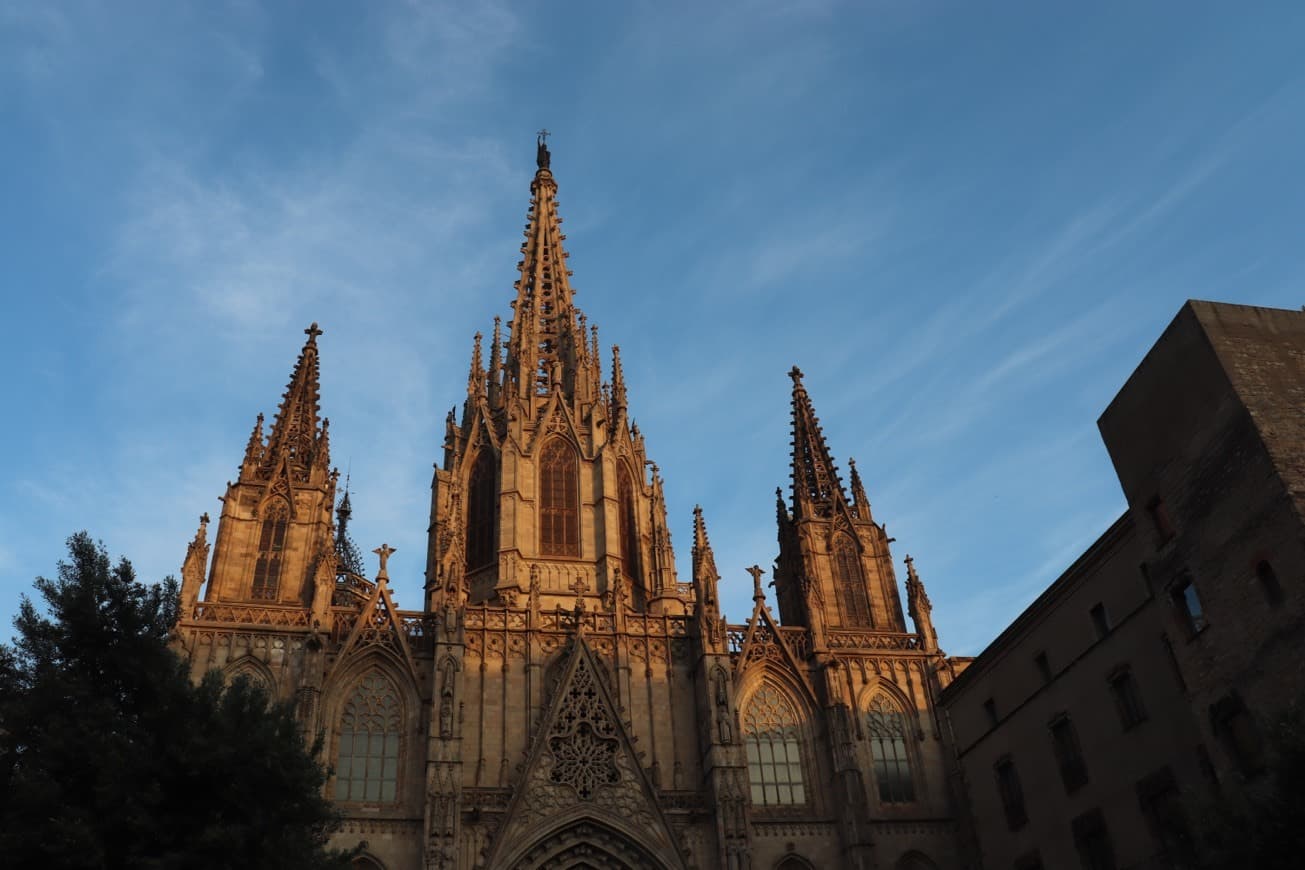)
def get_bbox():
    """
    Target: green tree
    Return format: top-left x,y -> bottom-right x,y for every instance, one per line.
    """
1193,705 -> 1305,870
0,532 -> 354,869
